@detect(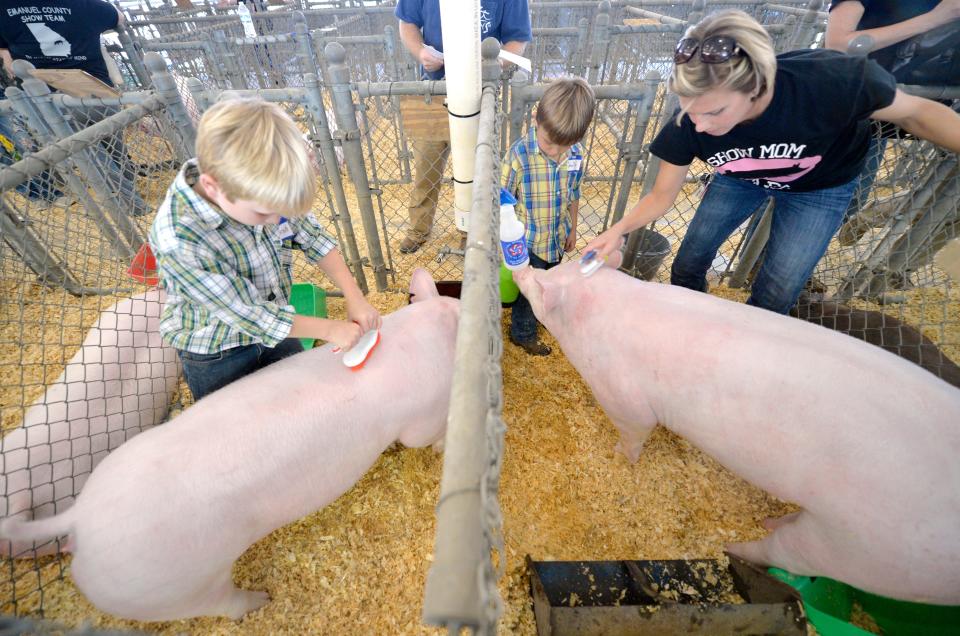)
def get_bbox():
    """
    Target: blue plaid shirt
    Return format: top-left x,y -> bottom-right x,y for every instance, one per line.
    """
502,126 -> 584,263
